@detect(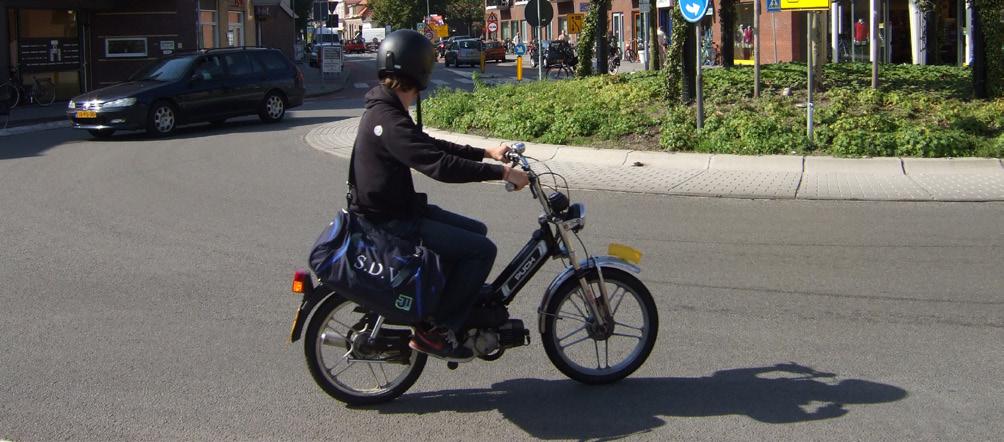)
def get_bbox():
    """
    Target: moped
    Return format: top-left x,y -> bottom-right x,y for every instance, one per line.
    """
288,143 -> 658,405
